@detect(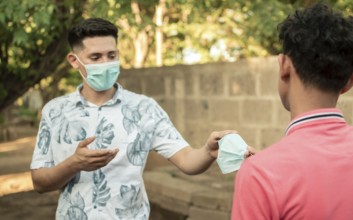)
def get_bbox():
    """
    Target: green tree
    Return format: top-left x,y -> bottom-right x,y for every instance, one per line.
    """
0,0 -> 86,112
